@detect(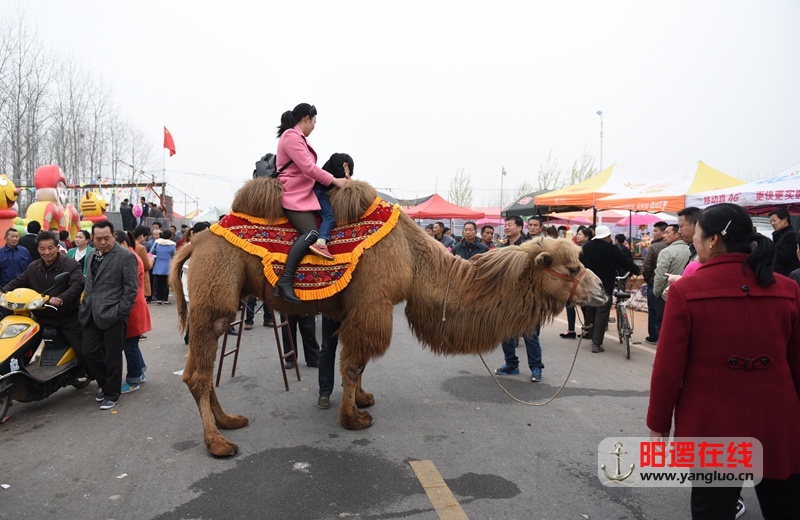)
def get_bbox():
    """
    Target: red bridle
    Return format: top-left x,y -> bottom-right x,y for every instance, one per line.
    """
540,266 -> 585,302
